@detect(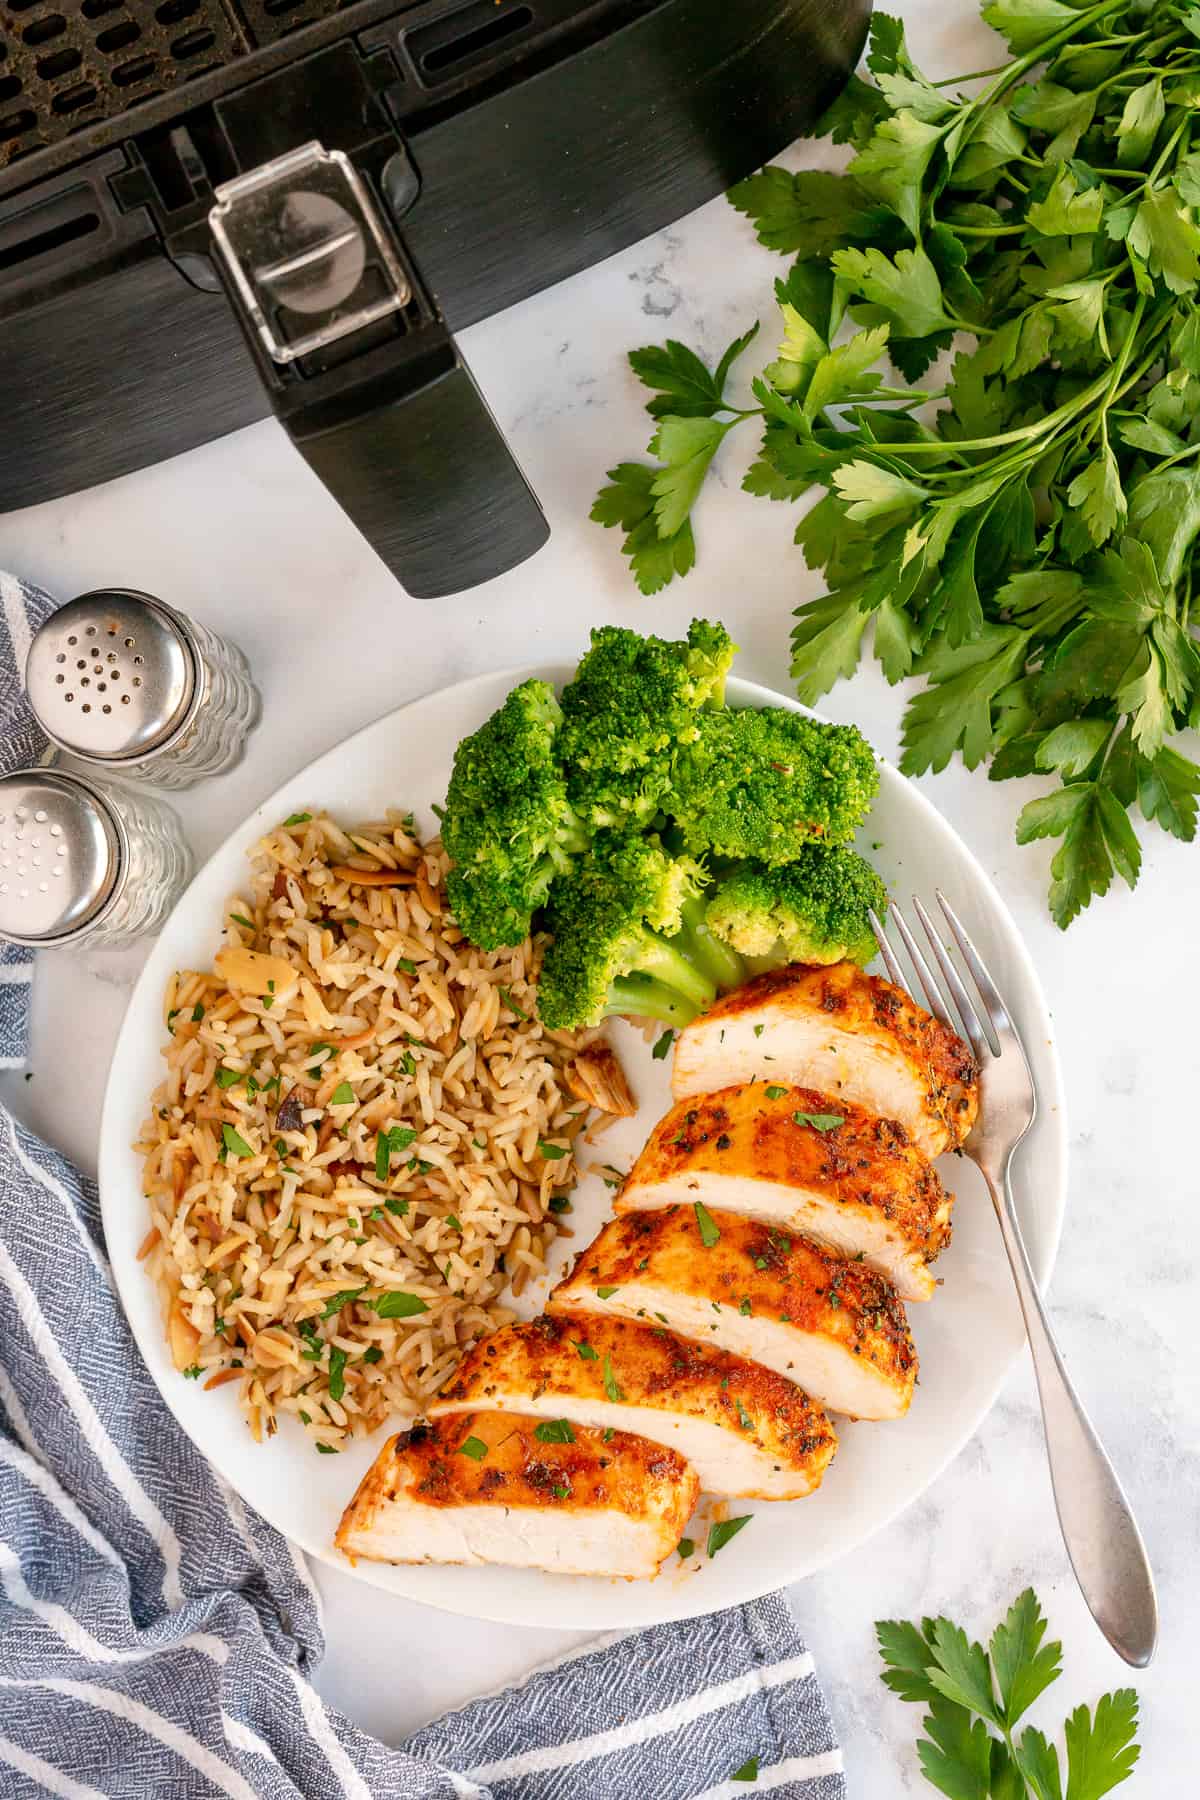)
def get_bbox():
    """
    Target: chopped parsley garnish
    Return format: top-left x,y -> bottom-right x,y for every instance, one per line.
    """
738,1297 -> 752,1317
397,958 -> 417,974
329,1081 -> 355,1106
458,1435 -> 488,1461
274,1139 -> 287,1157
327,1346 -> 347,1402
499,986 -> 529,1020
792,1111 -> 844,1132
315,1443 -> 338,1455
473,1138 -> 487,1150
181,1364 -> 202,1380
548,1194 -> 572,1213
596,1286 -> 619,1300
360,1345 -> 383,1365
384,1197 -> 409,1217
694,1201 -> 720,1248
320,1288 -> 365,1319
229,913 -> 254,930
677,1538 -> 695,1560
446,1215 -> 463,1232
736,1401 -> 754,1431
753,1024 -> 764,1038
538,1140 -> 570,1161
764,1084 -> 788,1100
754,1256 -> 768,1271
707,1515 -> 751,1557
601,1428 -> 615,1443
215,1067 -> 243,1089
652,1028 -> 675,1060
370,1291 -> 429,1319
375,1132 -> 391,1180
401,1051 -> 417,1076
368,1207 -> 384,1221
283,812 -> 312,826
552,1485 -> 570,1500
221,1123 -> 254,1159
534,1419 -> 576,1444
603,1352 -> 624,1403
574,1341 -> 598,1361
